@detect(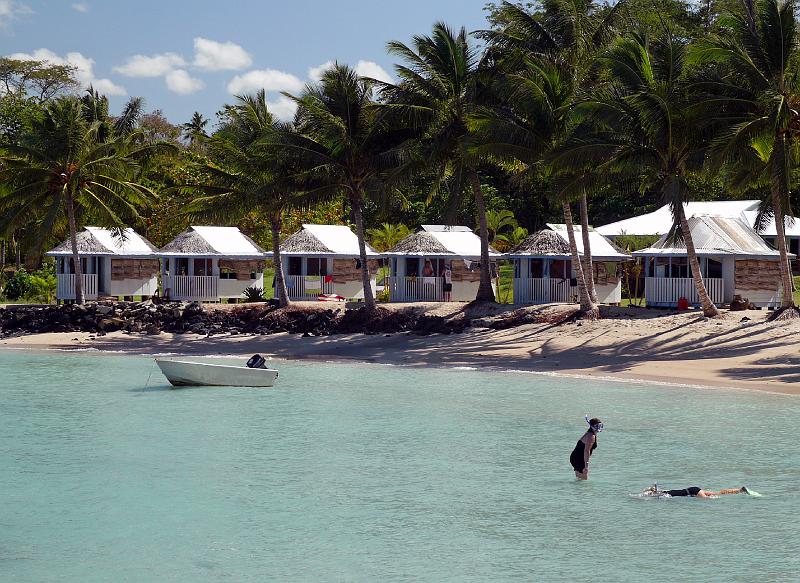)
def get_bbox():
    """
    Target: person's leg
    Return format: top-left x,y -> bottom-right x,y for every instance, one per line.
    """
710,488 -> 745,496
